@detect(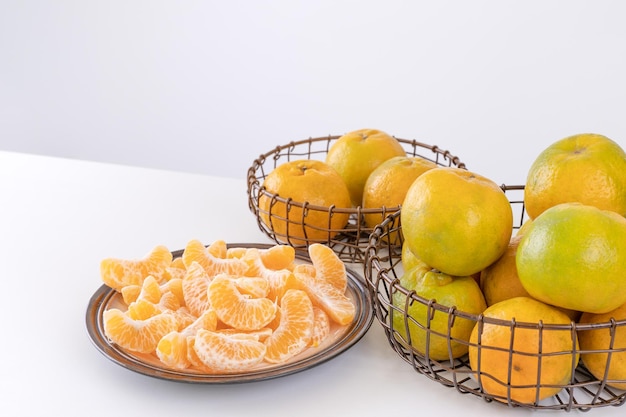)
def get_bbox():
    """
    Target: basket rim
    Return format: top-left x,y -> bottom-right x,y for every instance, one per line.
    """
251,134 -> 466,168
247,134 -> 467,214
